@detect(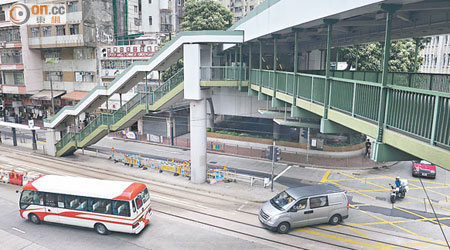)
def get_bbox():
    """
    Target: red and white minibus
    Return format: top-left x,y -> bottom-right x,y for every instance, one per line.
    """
19,175 -> 152,235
